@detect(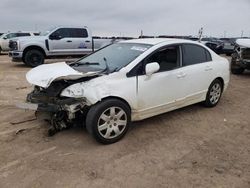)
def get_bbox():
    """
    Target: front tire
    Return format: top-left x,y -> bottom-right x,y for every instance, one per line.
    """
86,99 -> 131,144
24,49 -> 44,67
204,79 -> 223,107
